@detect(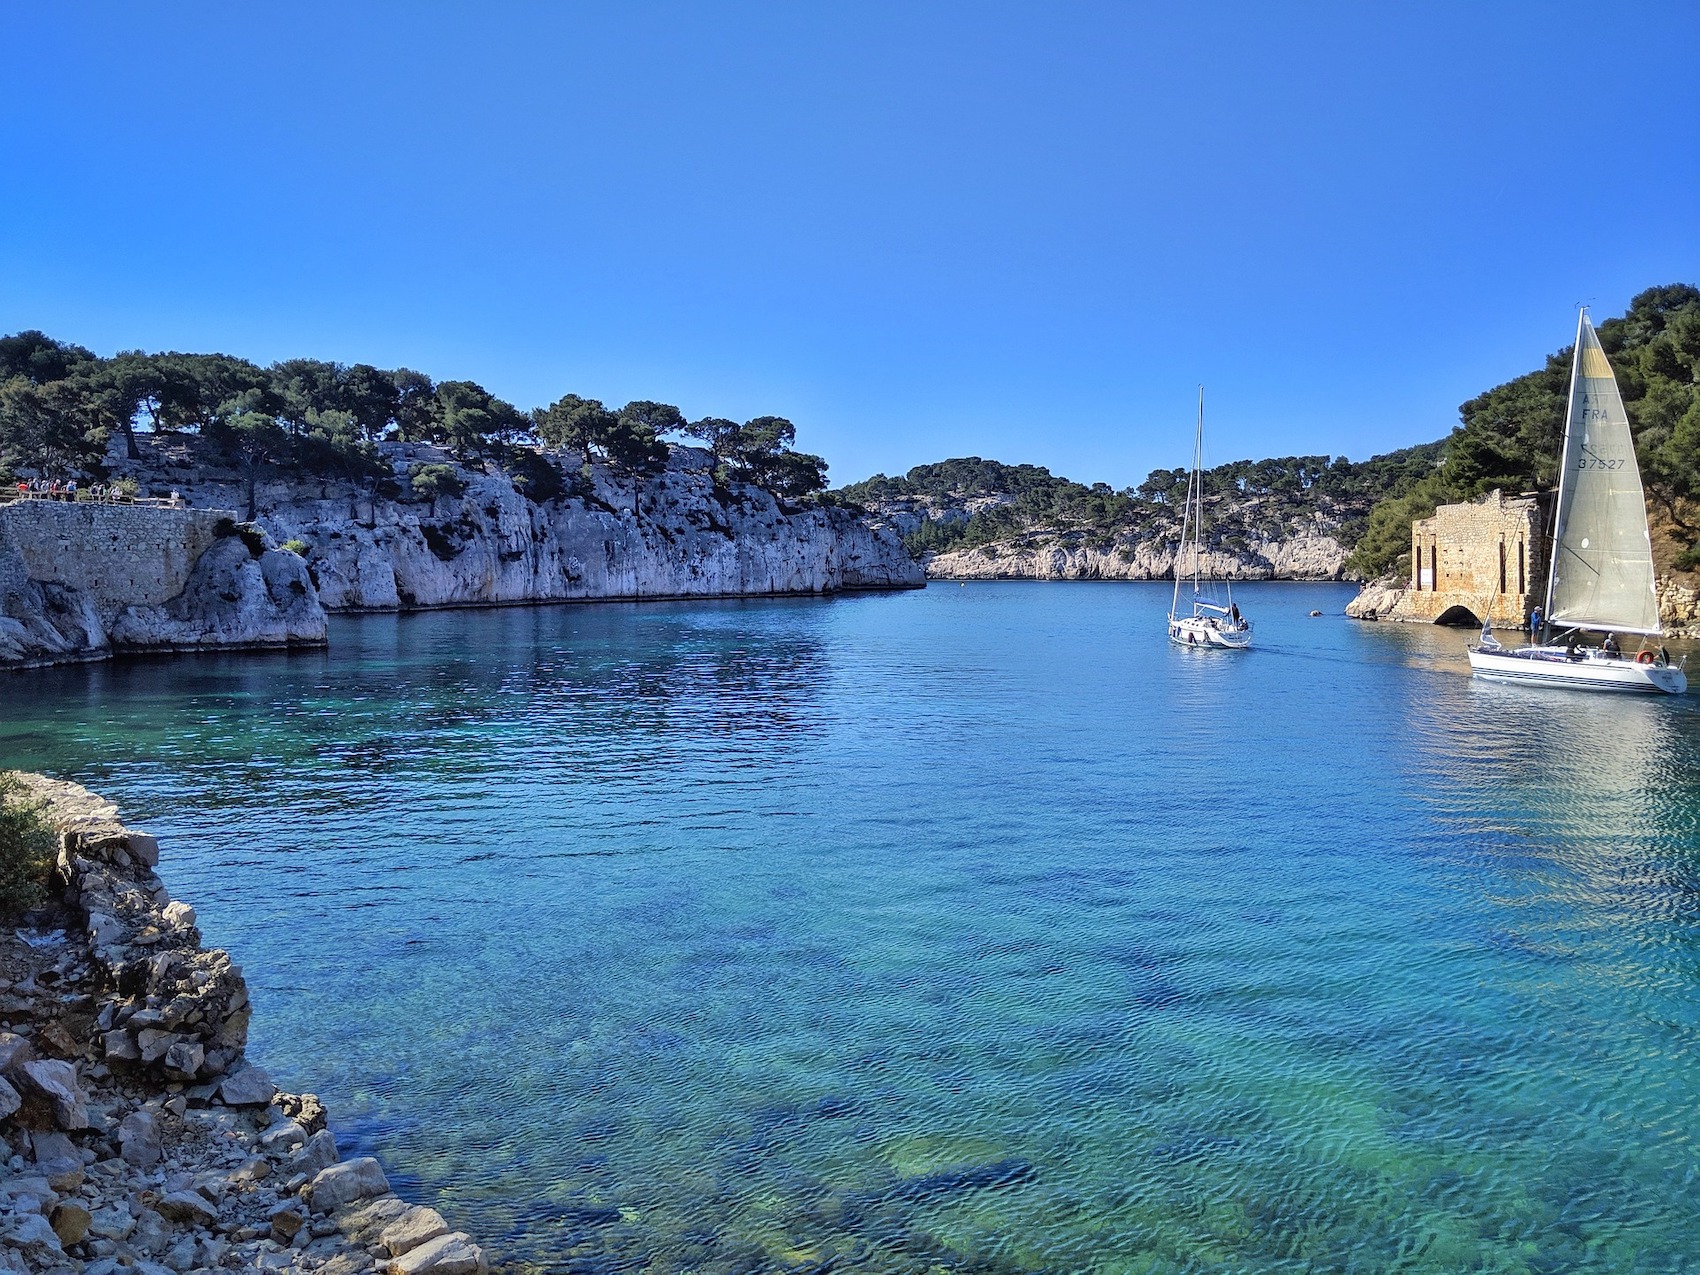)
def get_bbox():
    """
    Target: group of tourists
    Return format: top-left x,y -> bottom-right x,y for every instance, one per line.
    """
9,478 -> 142,504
